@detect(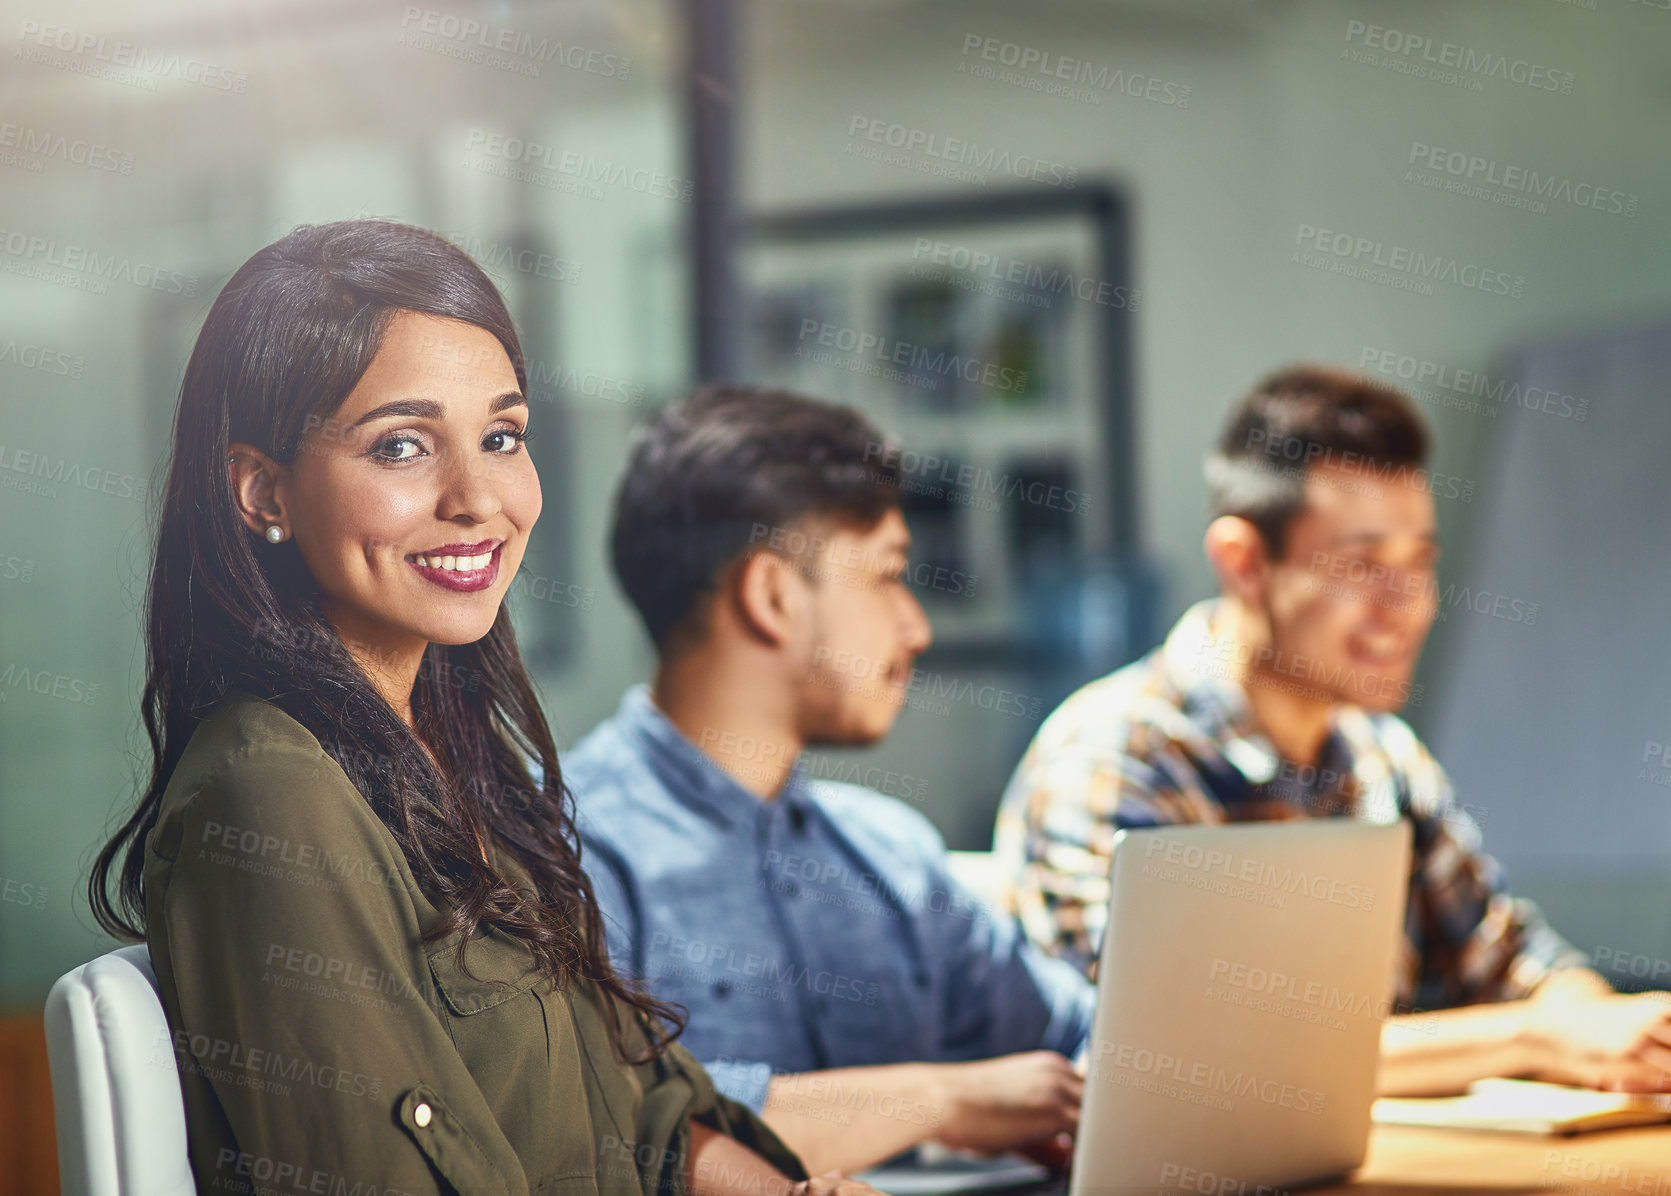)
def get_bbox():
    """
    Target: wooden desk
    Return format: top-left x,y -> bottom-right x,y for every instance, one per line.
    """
1317,1124 -> 1671,1195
